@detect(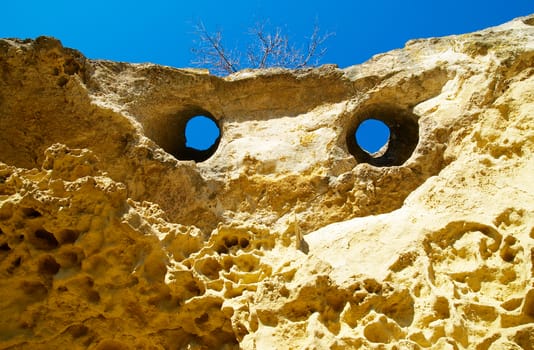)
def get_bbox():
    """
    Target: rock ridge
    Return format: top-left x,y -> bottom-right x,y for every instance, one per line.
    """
0,14 -> 533,349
